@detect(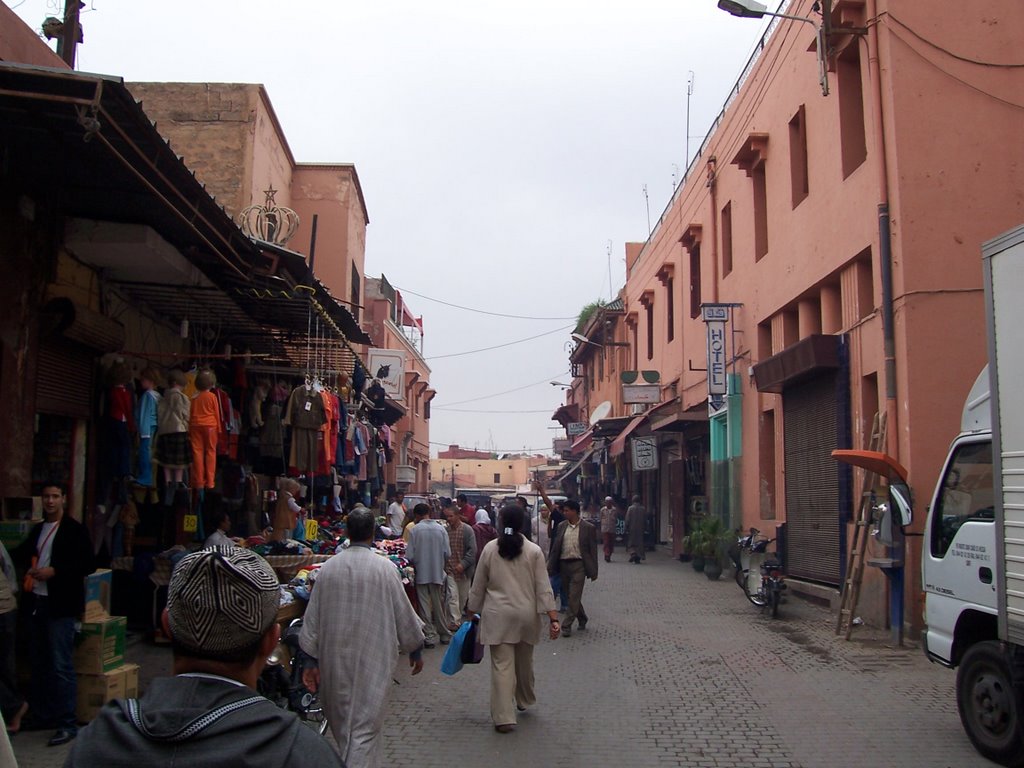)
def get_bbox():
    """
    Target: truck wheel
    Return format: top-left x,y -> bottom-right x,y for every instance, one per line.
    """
957,641 -> 1024,766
